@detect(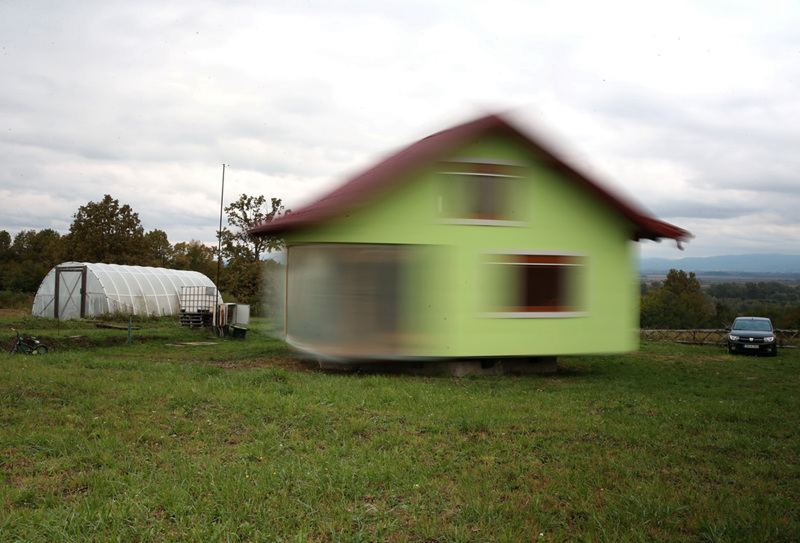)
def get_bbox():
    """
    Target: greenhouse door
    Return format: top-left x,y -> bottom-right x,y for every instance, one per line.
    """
54,266 -> 88,319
